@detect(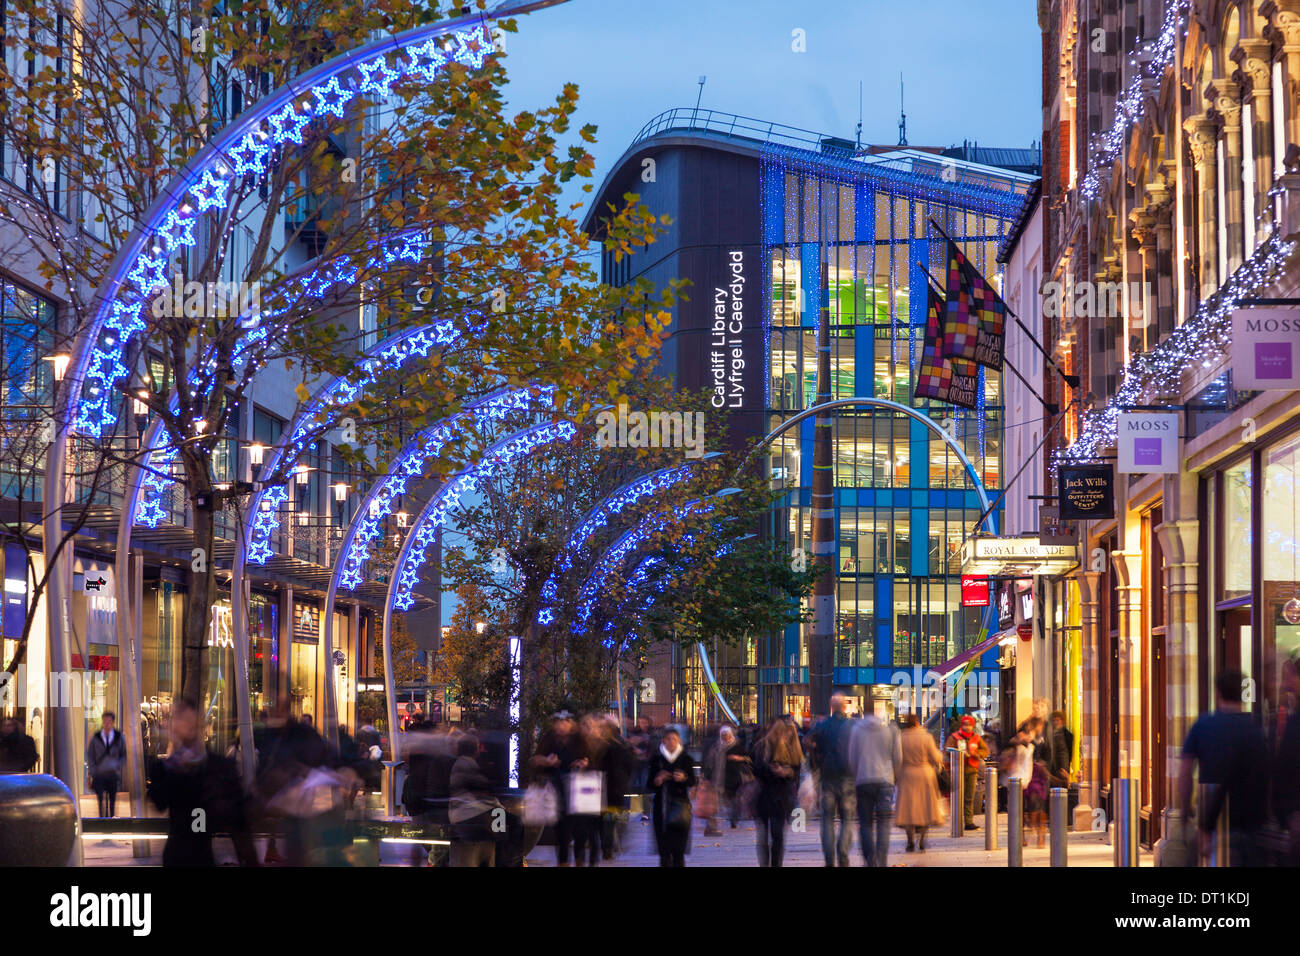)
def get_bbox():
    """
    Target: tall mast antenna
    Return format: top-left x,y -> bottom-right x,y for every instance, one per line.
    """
898,72 -> 908,146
